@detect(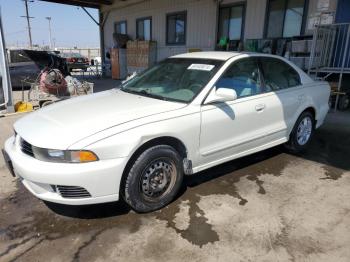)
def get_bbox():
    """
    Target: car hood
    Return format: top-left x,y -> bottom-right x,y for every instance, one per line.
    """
14,89 -> 186,149
20,49 -> 69,76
